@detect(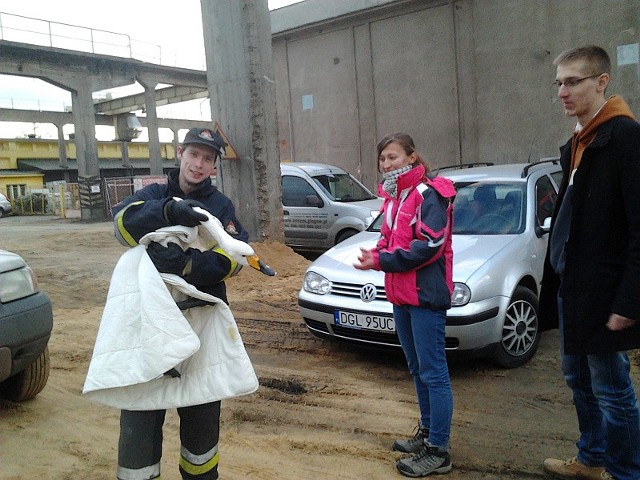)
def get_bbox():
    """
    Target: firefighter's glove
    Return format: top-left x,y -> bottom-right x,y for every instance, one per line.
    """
147,242 -> 192,276
164,199 -> 208,227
